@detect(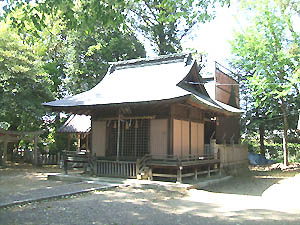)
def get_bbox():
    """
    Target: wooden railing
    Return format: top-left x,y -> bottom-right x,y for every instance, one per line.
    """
62,151 -> 220,181
95,160 -> 137,178
135,154 -> 152,179
149,153 -> 219,165
145,153 -> 221,182
136,154 -> 151,173
40,153 -> 61,165
63,151 -> 89,174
